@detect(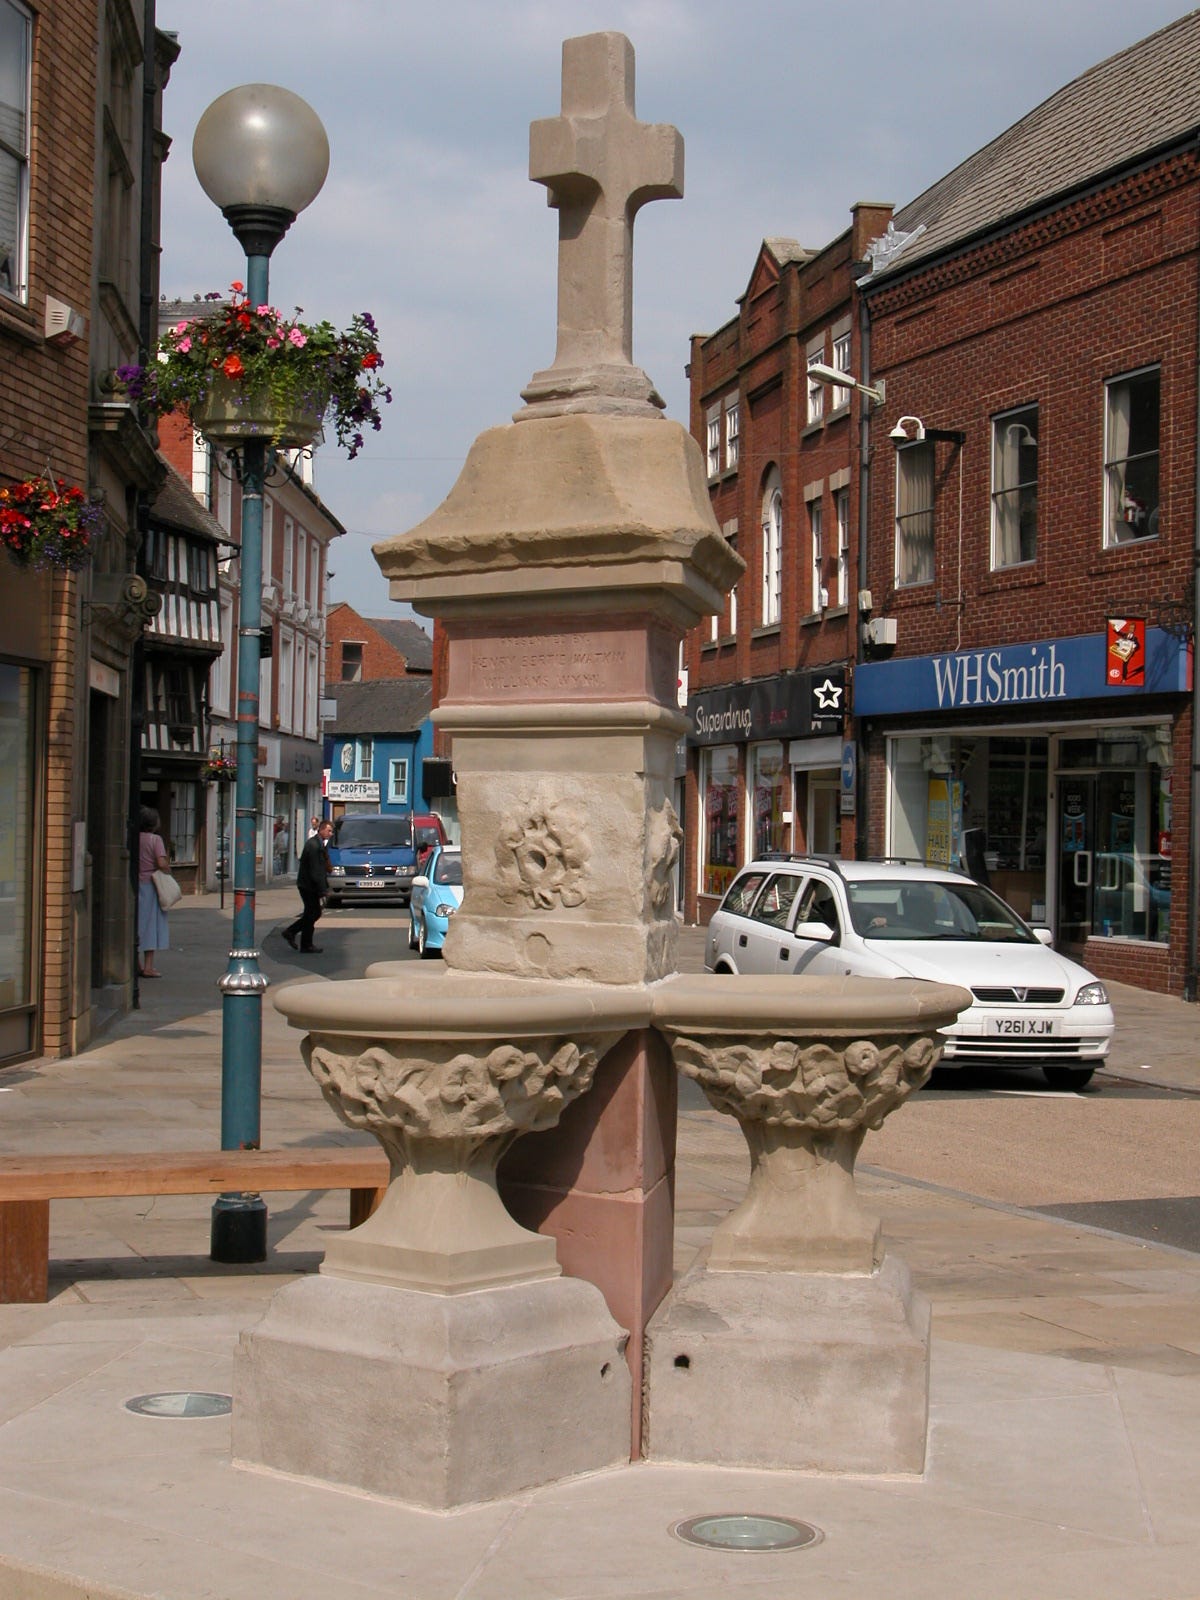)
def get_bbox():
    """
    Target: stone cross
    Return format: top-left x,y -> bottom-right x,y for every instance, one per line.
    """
518,32 -> 684,419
